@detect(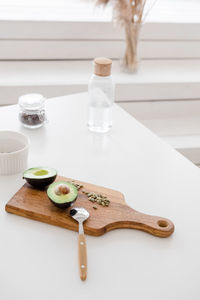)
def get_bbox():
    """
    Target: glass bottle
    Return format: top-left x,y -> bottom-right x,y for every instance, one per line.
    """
88,57 -> 115,133
18,93 -> 46,129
